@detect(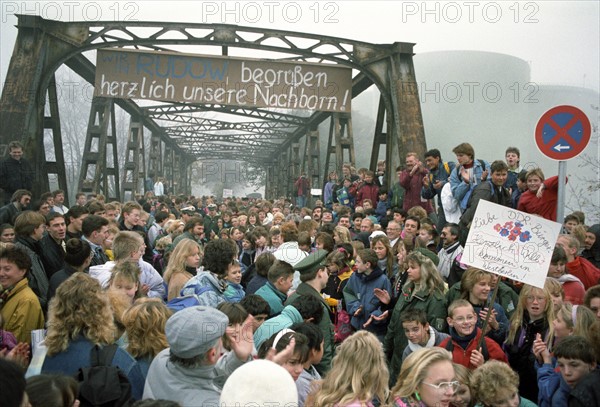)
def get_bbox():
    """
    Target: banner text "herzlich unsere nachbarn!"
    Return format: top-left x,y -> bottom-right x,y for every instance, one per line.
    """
94,49 -> 352,112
